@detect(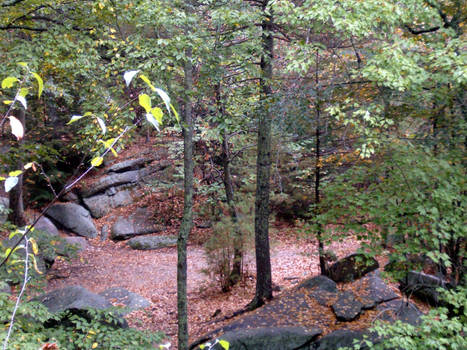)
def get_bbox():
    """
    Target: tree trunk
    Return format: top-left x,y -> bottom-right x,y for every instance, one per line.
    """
250,0 -> 273,309
8,108 -> 26,227
177,39 -> 194,350
215,83 -> 243,288
314,52 -> 326,275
